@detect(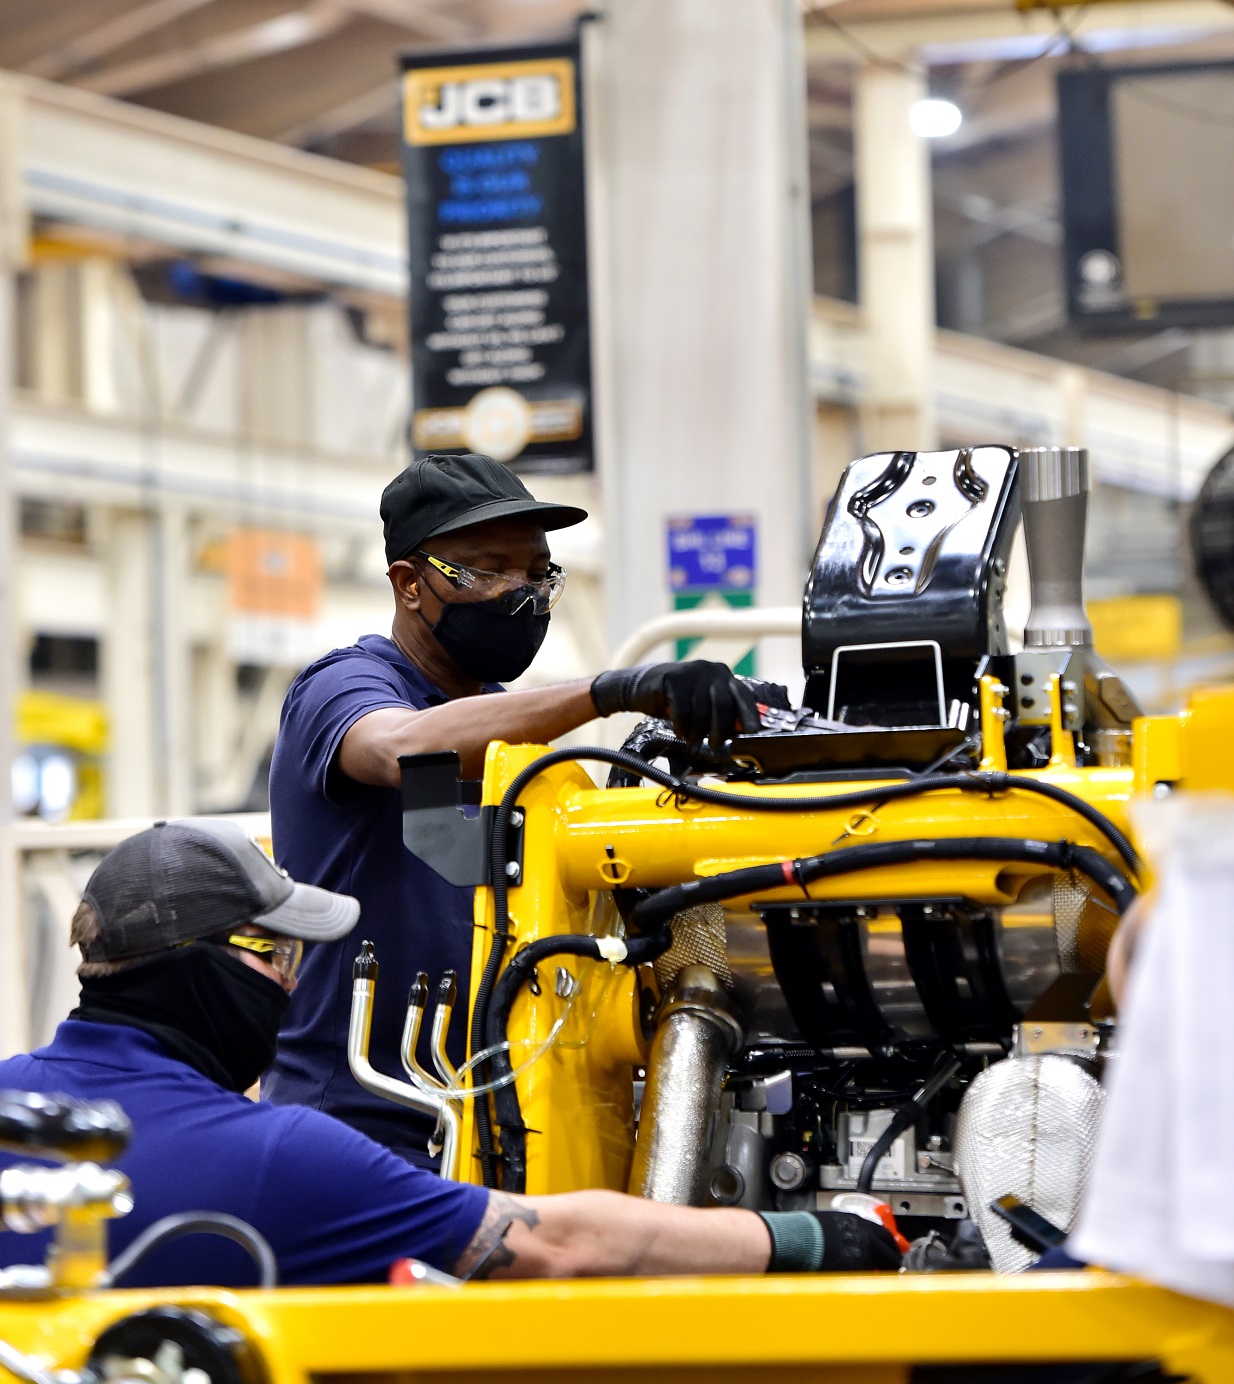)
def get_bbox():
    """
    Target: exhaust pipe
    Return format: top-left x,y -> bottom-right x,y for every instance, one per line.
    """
628,966 -> 742,1206
1020,446 -> 1093,650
